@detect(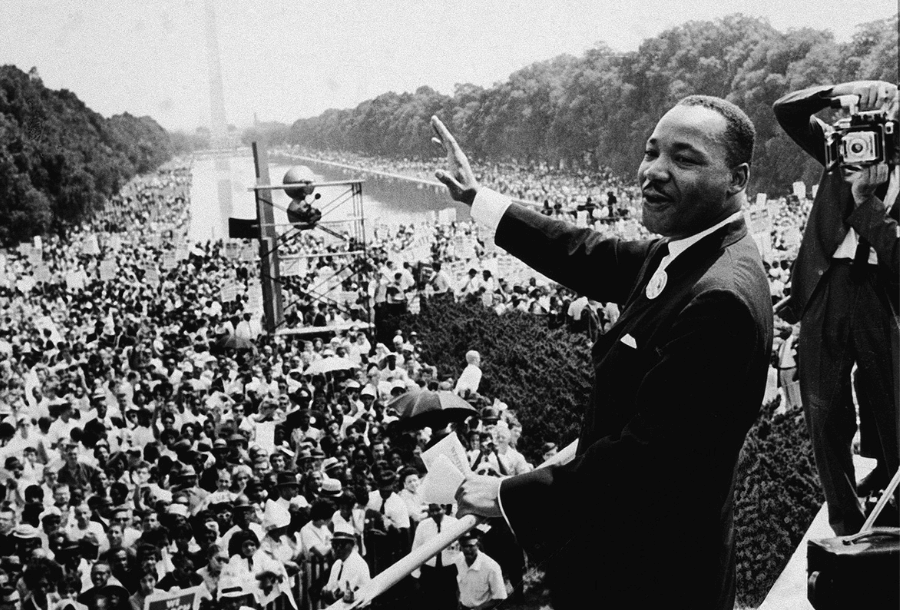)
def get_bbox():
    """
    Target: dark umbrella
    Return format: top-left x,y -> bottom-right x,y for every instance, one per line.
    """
215,334 -> 257,353
388,389 -> 478,430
